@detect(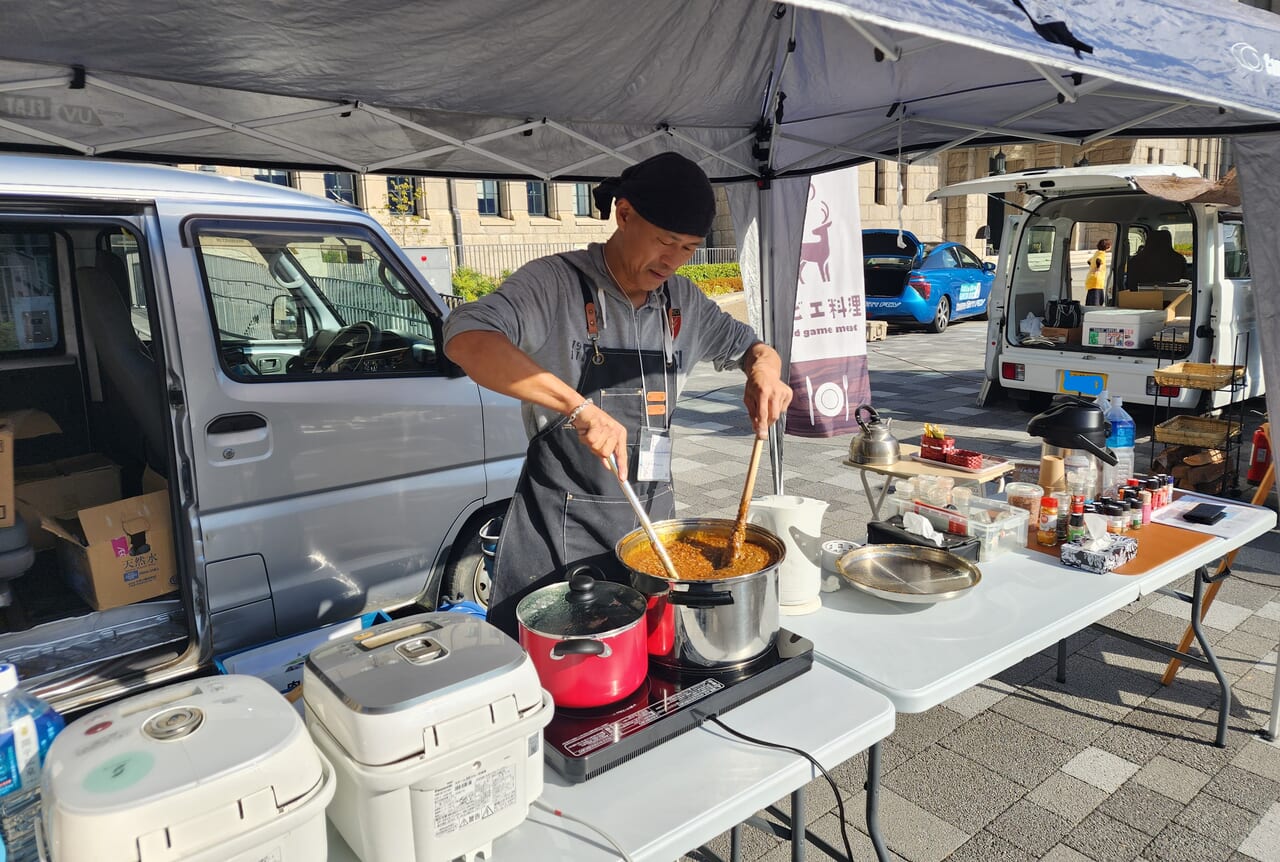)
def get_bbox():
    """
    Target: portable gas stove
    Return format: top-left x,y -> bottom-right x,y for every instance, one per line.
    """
544,629 -> 813,782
